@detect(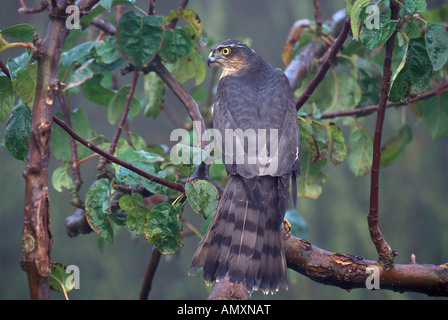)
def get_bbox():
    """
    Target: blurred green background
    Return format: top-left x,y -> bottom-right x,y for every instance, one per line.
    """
0,0 -> 447,300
